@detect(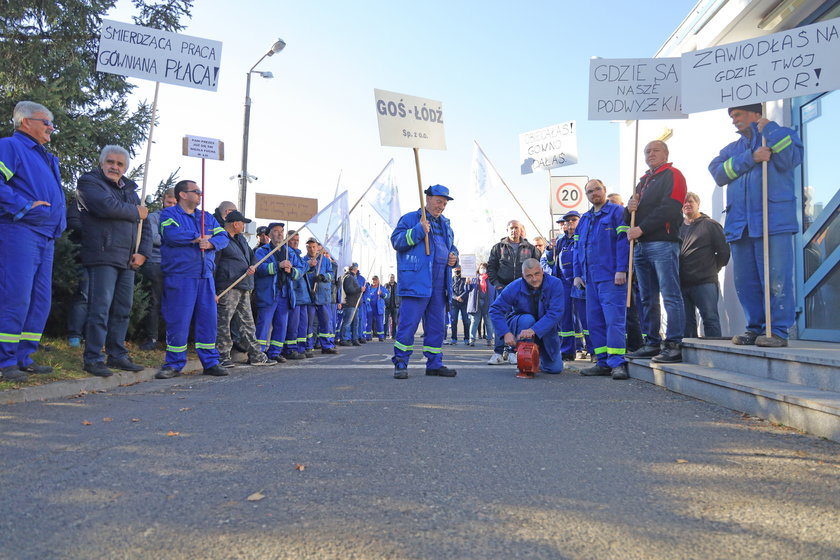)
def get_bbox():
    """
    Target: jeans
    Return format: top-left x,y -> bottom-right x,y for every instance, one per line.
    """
730,234 -> 795,339
340,305 -> 360,341
450,299 -> 471,341
682,282 -> 722,338
633,240 -> 685,345
470,308 -> 494,342
84,265 -> 135,365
